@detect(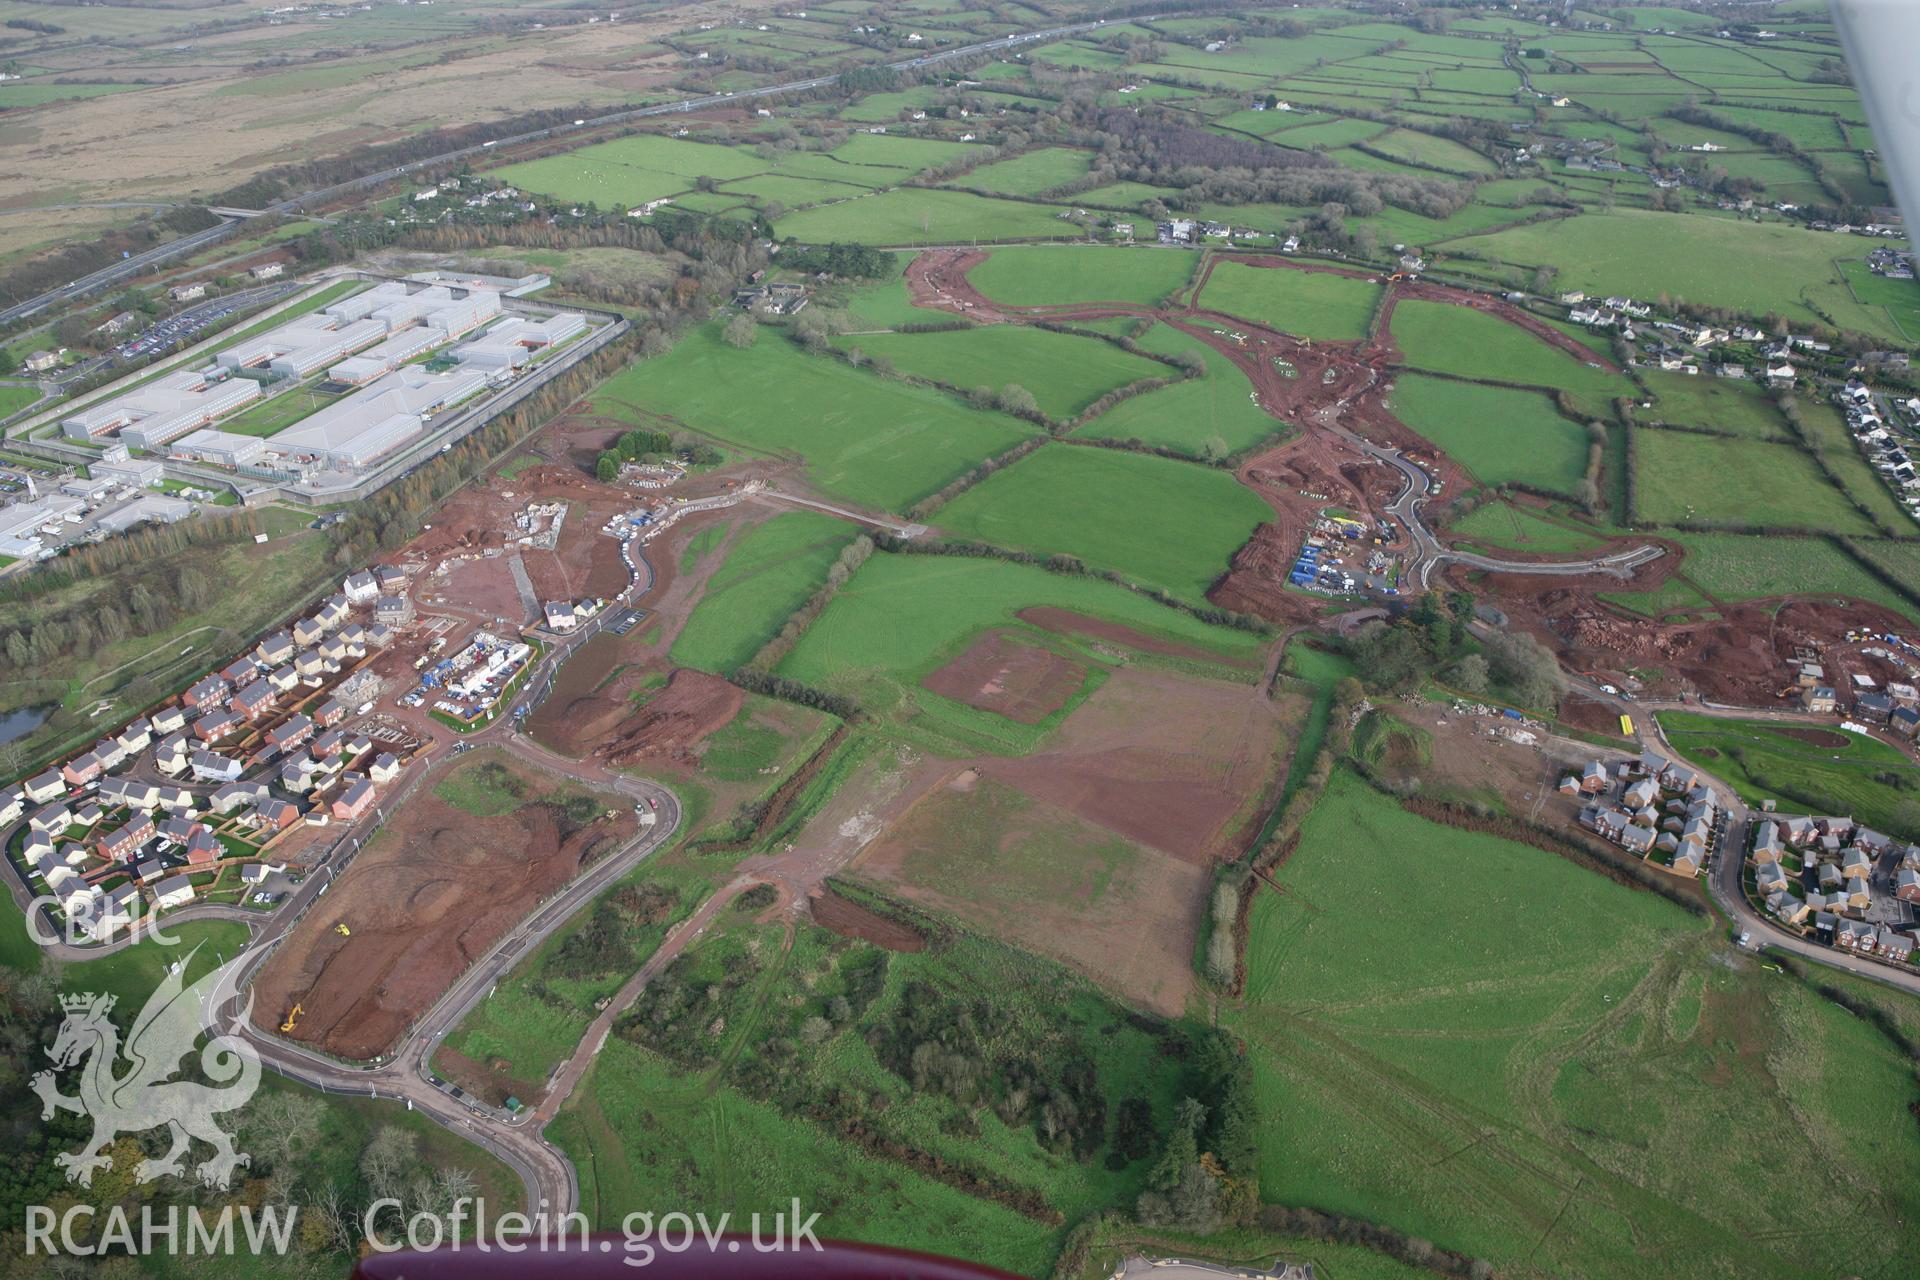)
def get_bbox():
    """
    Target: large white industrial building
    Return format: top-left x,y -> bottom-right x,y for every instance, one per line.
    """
456,312 -> 588,370
268,365 -> 493,469
61,368 -> 262,450
219,317 -> 389,379
51,279 -> 585,475
174,429 -> 267,469
328,324 -> 449,386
